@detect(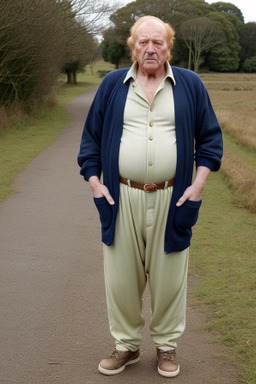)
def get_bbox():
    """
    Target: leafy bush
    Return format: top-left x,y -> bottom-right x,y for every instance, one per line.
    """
97,70 -> 112,78
243,57 -> 256,72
